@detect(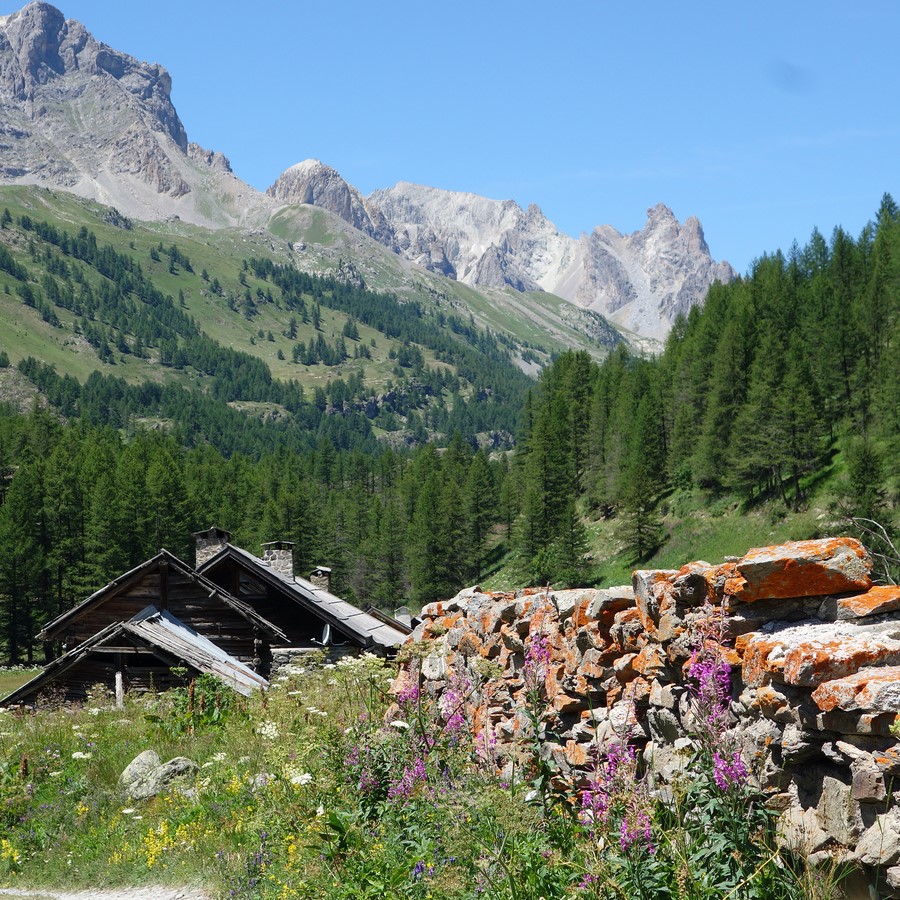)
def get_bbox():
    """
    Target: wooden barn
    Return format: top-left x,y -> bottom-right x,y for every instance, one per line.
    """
195,529 -> 410,651
2,529 -> 407,707
3,606 -> 268,706
37,549 -> 287,668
